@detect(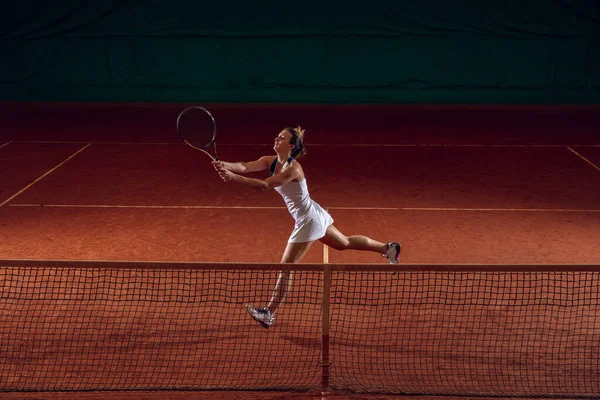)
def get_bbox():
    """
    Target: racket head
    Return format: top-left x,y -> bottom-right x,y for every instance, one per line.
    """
176,106 -> 218,158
